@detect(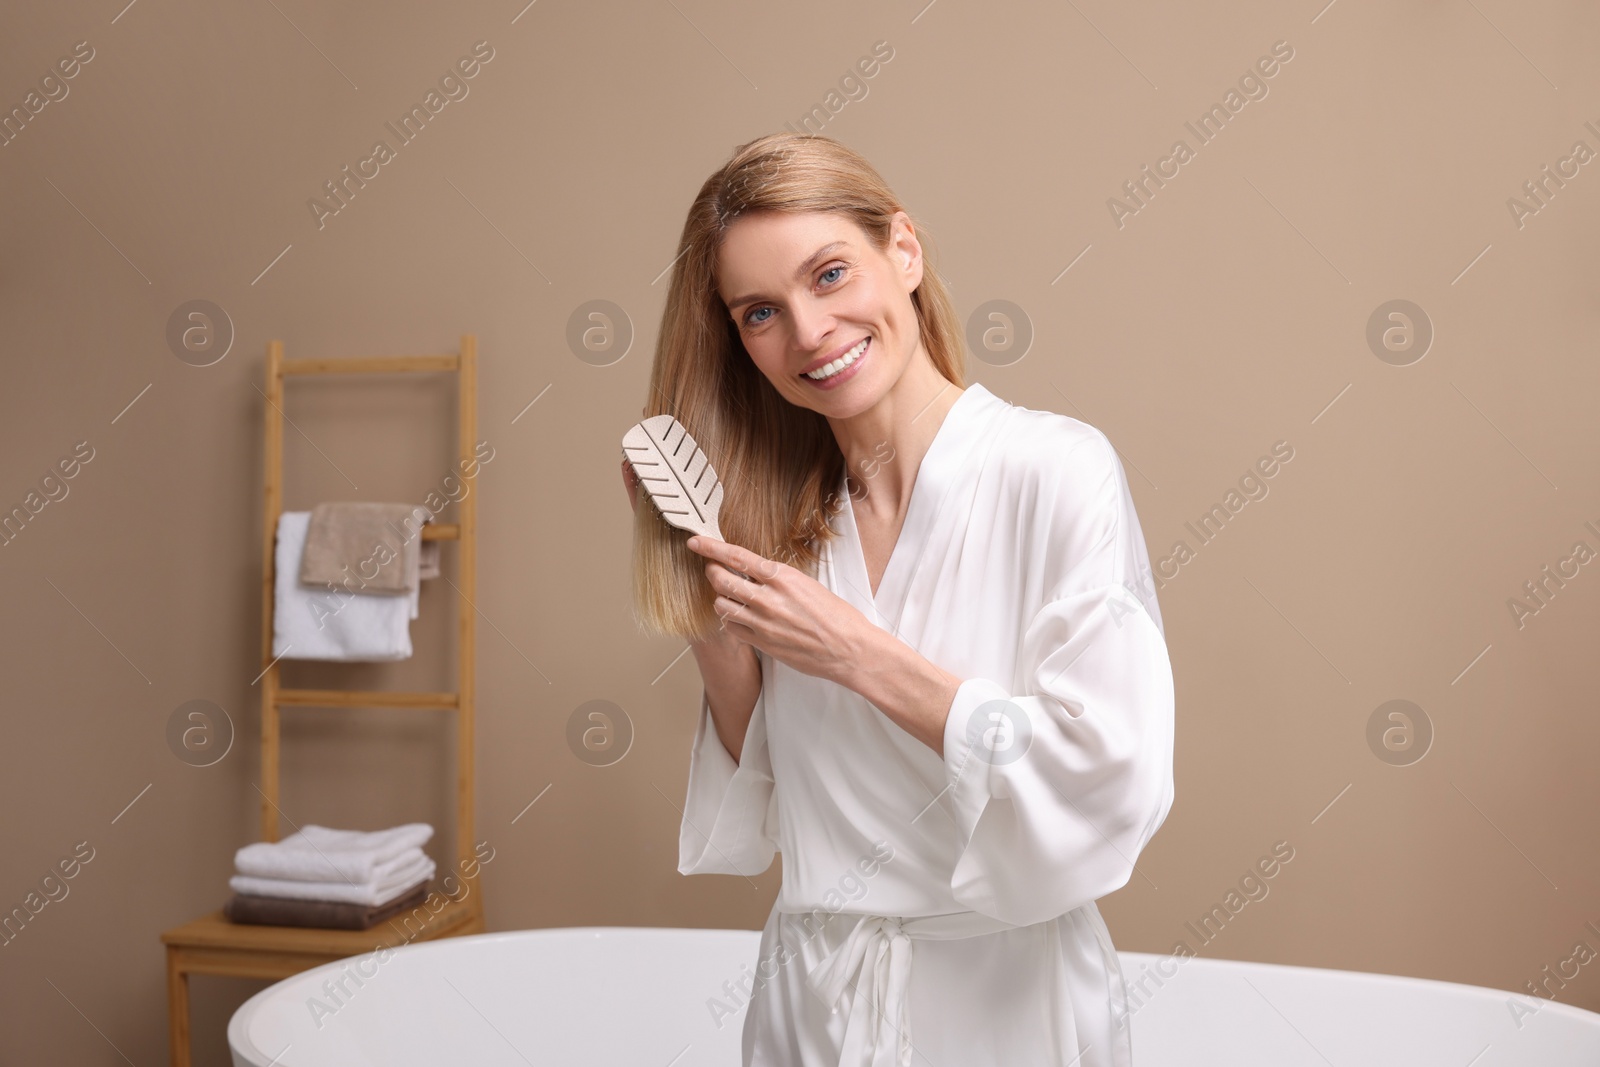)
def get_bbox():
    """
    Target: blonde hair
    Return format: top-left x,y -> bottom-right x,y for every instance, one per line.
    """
631,132 -> 967,640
